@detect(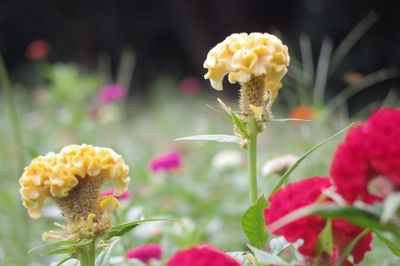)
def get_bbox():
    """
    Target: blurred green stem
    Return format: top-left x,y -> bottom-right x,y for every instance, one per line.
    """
247,117 -> 258,204
0,55 -> 25,171
79,239 -> 96,266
